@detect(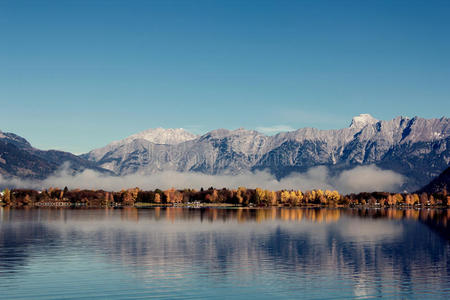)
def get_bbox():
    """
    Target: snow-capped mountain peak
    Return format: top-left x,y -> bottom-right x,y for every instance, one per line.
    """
350,114 -> 379,129
84,128 -> 198,163
124,128 -> 198,145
